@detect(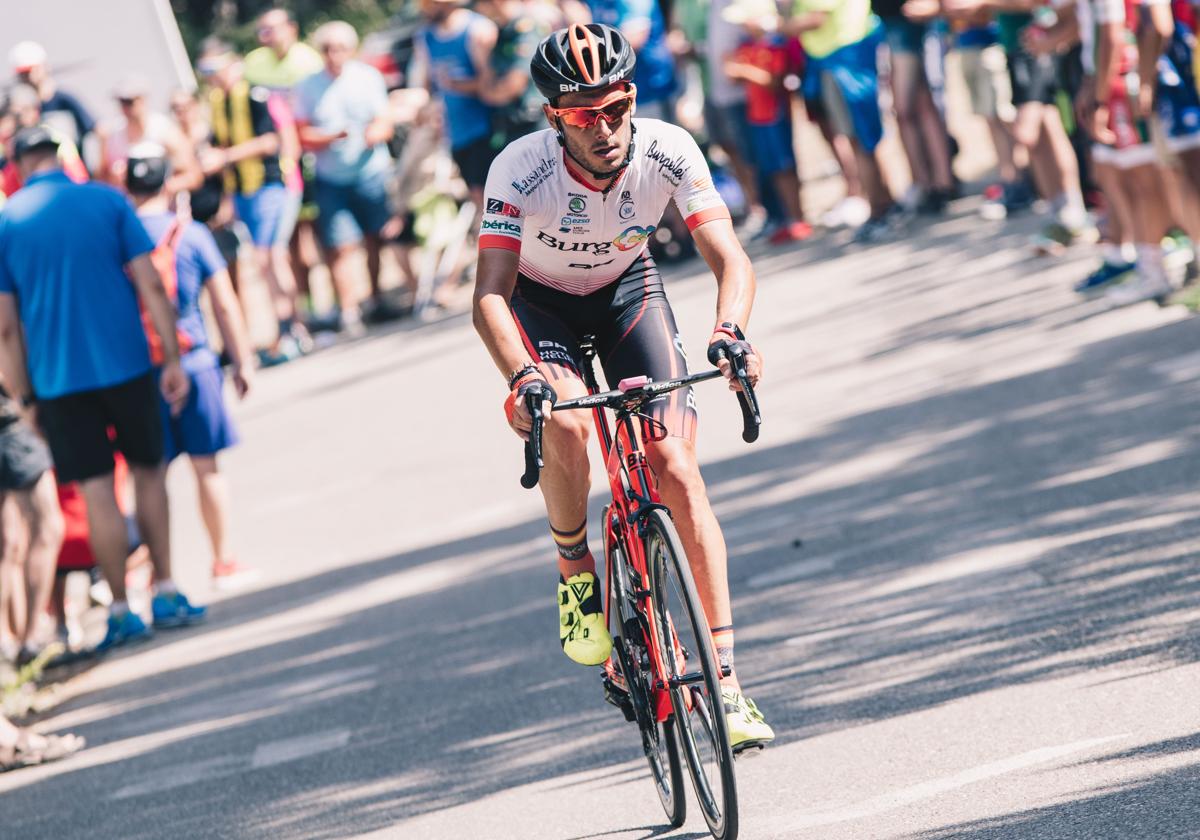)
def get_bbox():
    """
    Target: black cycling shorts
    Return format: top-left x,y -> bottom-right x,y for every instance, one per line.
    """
1007,48 -> 1060,107
38,373 -> 164,484
0,420 -> 52,491
511,254 -> 699,442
